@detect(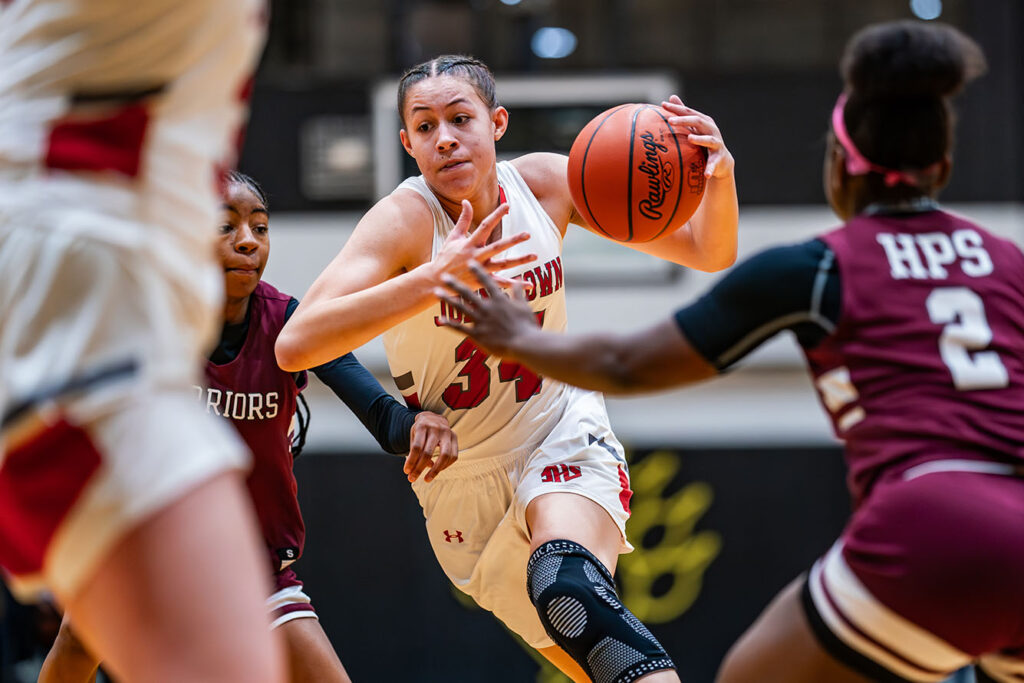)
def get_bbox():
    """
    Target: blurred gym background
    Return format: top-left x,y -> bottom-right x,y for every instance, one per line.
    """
3,1 -> 1020,681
